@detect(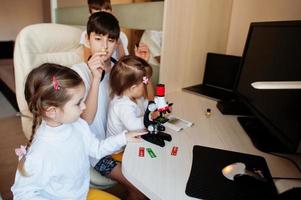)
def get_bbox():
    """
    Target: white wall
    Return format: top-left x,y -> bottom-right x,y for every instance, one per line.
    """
226,0 -> 301,56
0,0 -> 47,40
57,0 -> 85,8
160,0 -> 233,92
